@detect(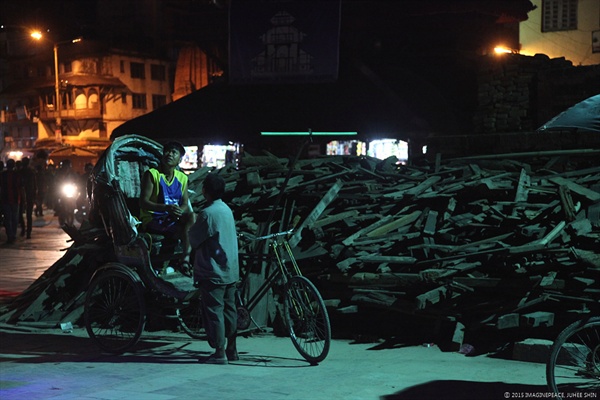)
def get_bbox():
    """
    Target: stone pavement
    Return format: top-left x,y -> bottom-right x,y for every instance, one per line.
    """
0,214 -> 553,400
0,213 -> 71,299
